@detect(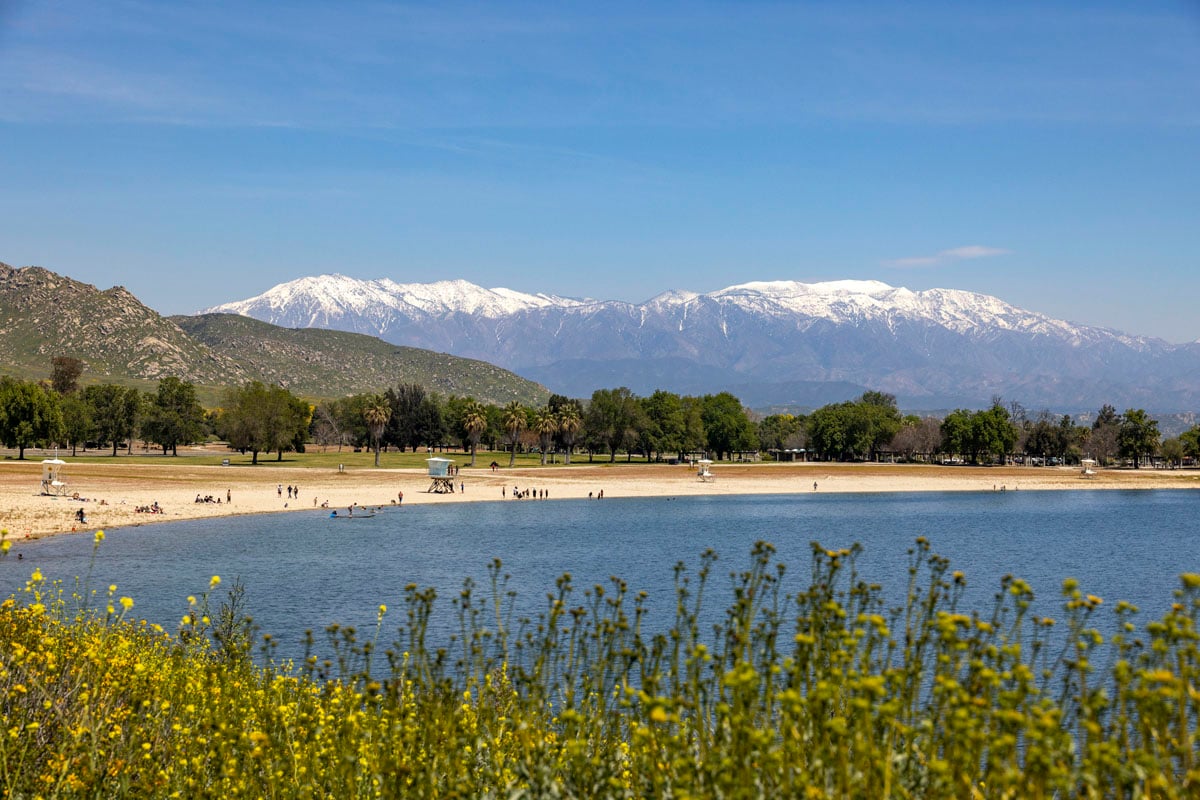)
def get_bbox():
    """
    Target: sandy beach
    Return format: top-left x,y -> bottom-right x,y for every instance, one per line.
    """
2,455 -> 1199,544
